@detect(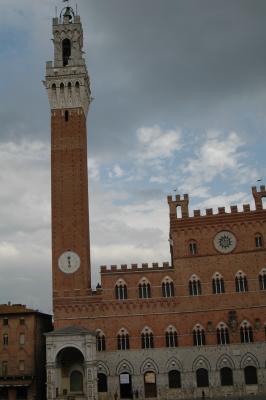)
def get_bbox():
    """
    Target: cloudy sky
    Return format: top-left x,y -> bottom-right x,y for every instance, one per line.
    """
0,0 -> 266,314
